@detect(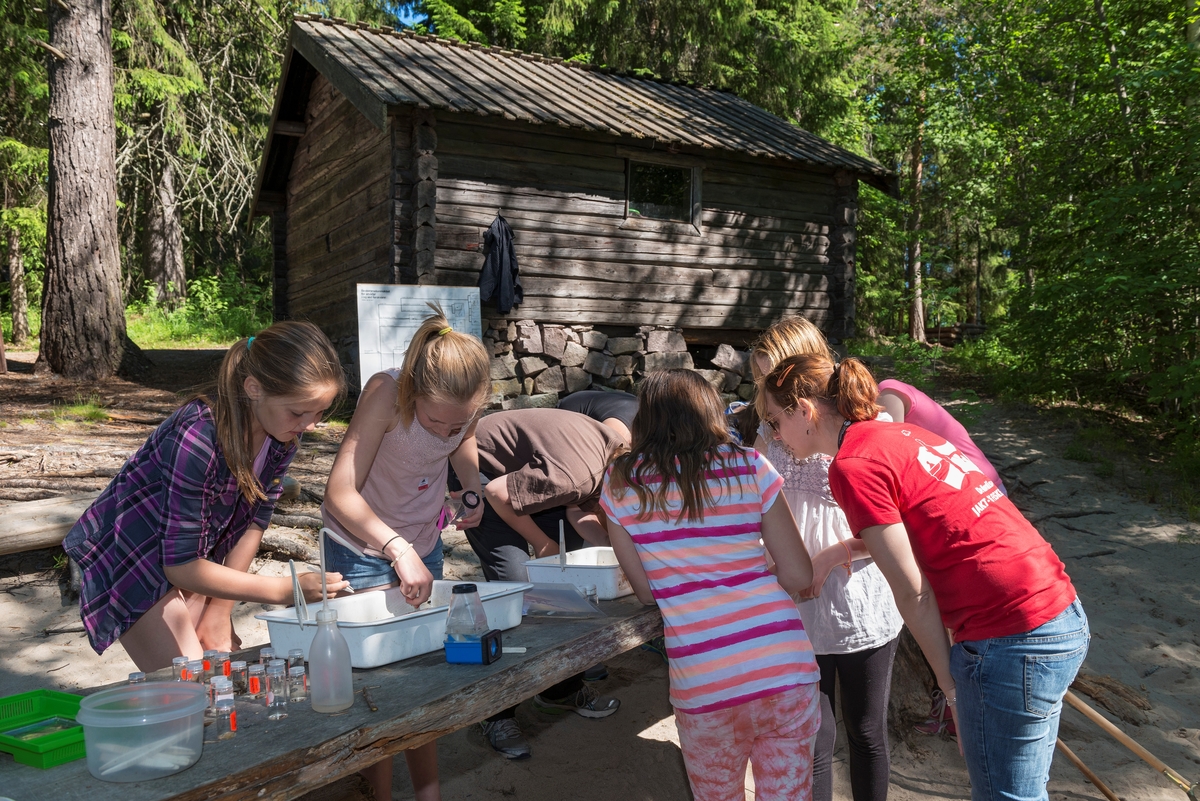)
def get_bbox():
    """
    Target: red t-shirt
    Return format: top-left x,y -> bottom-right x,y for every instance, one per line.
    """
828,420 -> 1075,642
